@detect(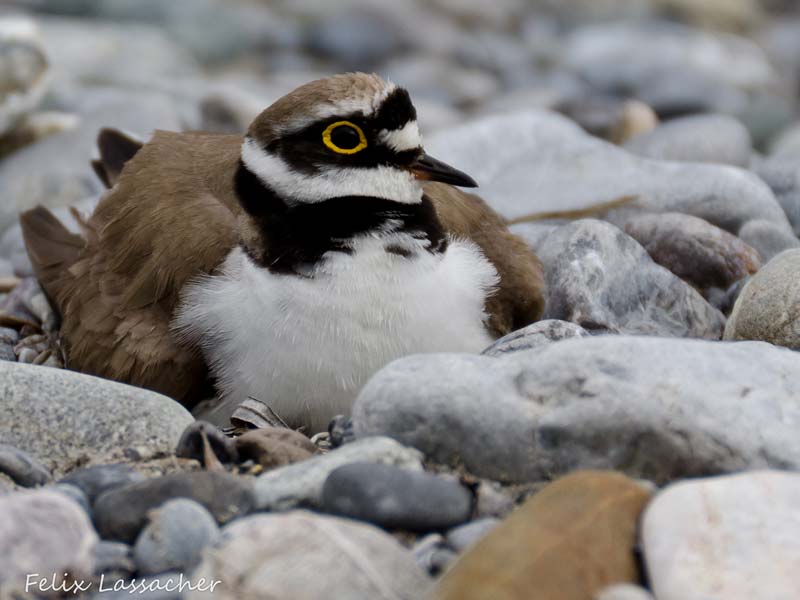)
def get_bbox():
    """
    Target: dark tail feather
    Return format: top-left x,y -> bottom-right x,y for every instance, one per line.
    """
93,128 -> 144,188
20,206 -> 85,307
